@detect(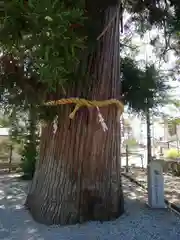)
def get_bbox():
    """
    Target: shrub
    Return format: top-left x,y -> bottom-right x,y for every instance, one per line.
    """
165,148 -> 180,159
21,141 -> 37,179
123,138 -> 138,148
